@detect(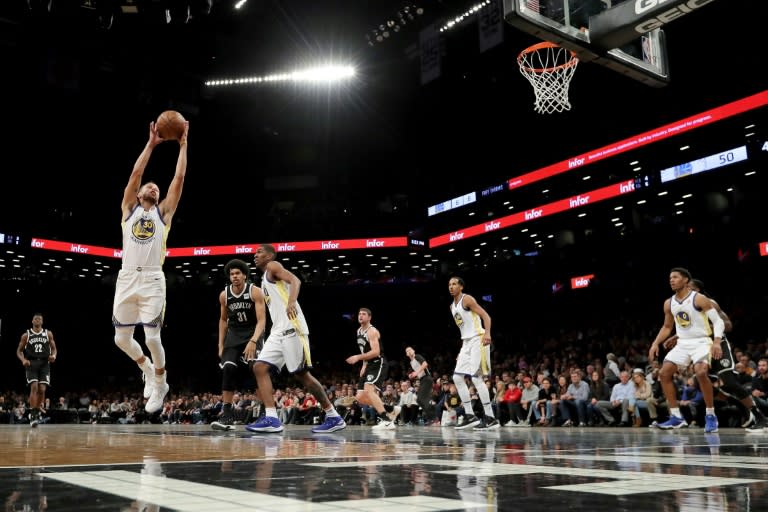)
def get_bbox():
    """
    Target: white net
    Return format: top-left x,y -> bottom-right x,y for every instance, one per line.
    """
518,42 -> 579,114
